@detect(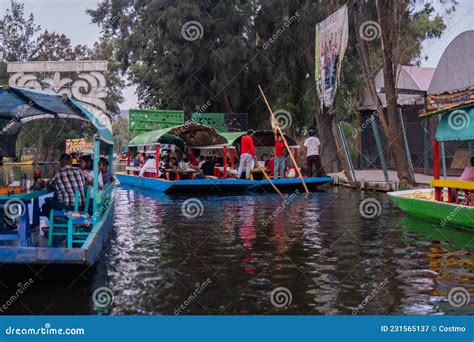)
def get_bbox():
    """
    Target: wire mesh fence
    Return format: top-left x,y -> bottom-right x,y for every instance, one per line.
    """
357,105 -> 470,177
